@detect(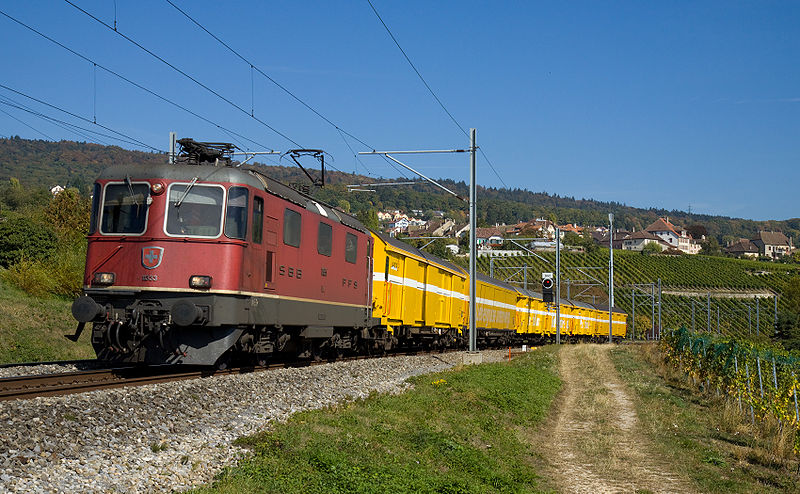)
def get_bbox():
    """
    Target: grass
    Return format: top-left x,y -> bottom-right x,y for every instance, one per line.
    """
0,277 -> 94,363
611,343 -> 800,493
193,348 -> 561,494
